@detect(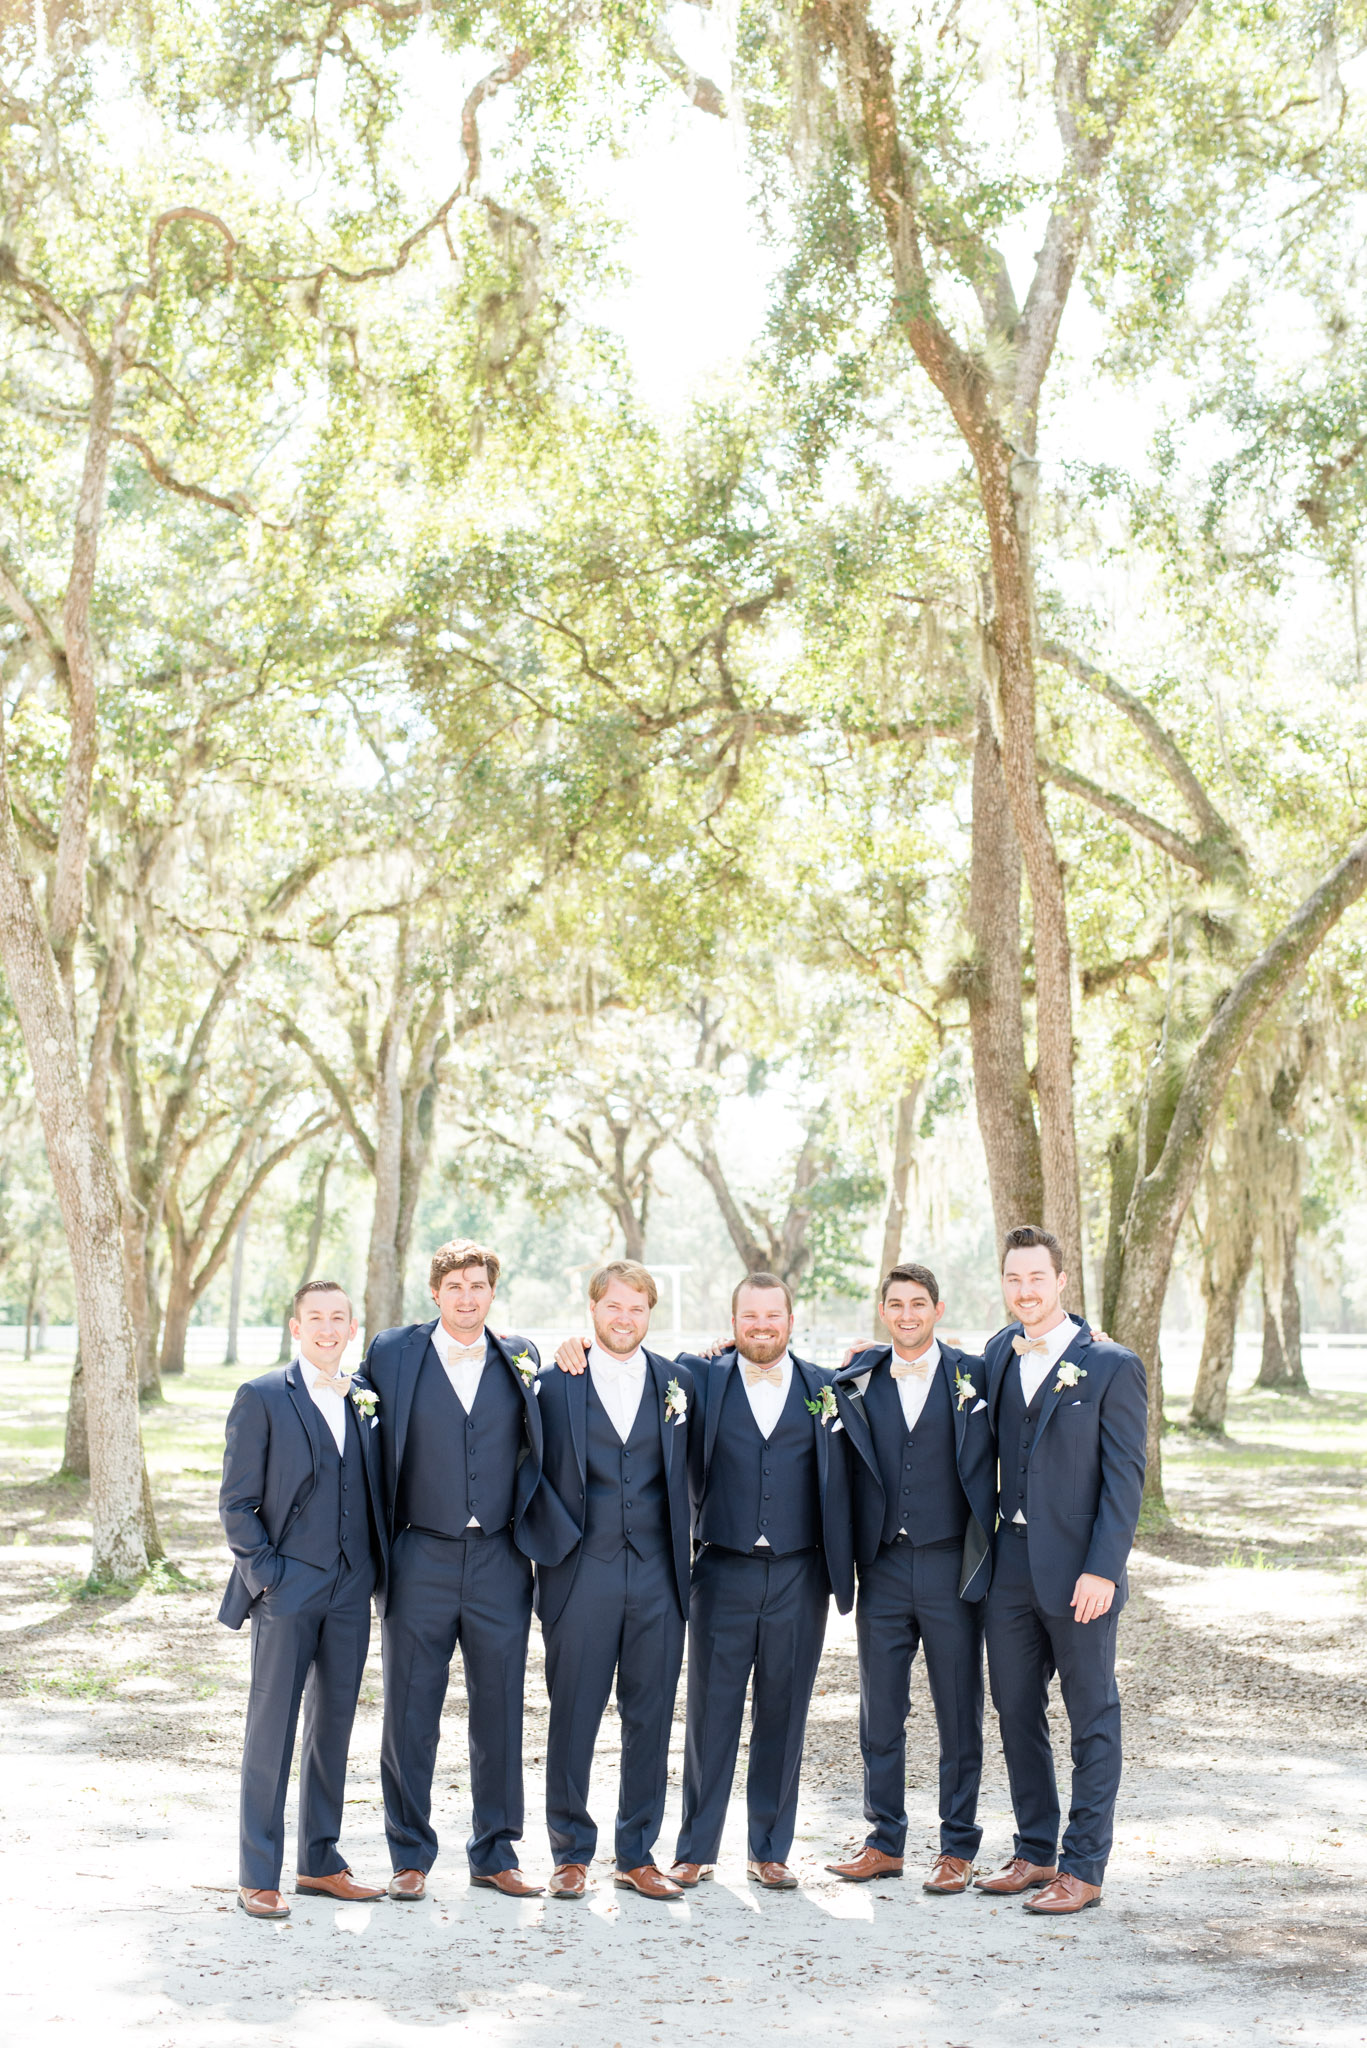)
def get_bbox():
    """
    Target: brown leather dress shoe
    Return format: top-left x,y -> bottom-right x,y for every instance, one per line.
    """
923,1854 -> 974,1894
238,1888 -> 290,1919
614,1865 -> 683,1899
974,1857 -> 1058,1895
470,1868 -> 544,1897
747,1859 -> 798,1890
387,1869 -> 427,1901
548,1863 -> 590,1899
1023,1872 -> 1102,1914
667,1862 -> 713,1888
825,1845 -> 904,1882
296,1869 -> 385,1901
